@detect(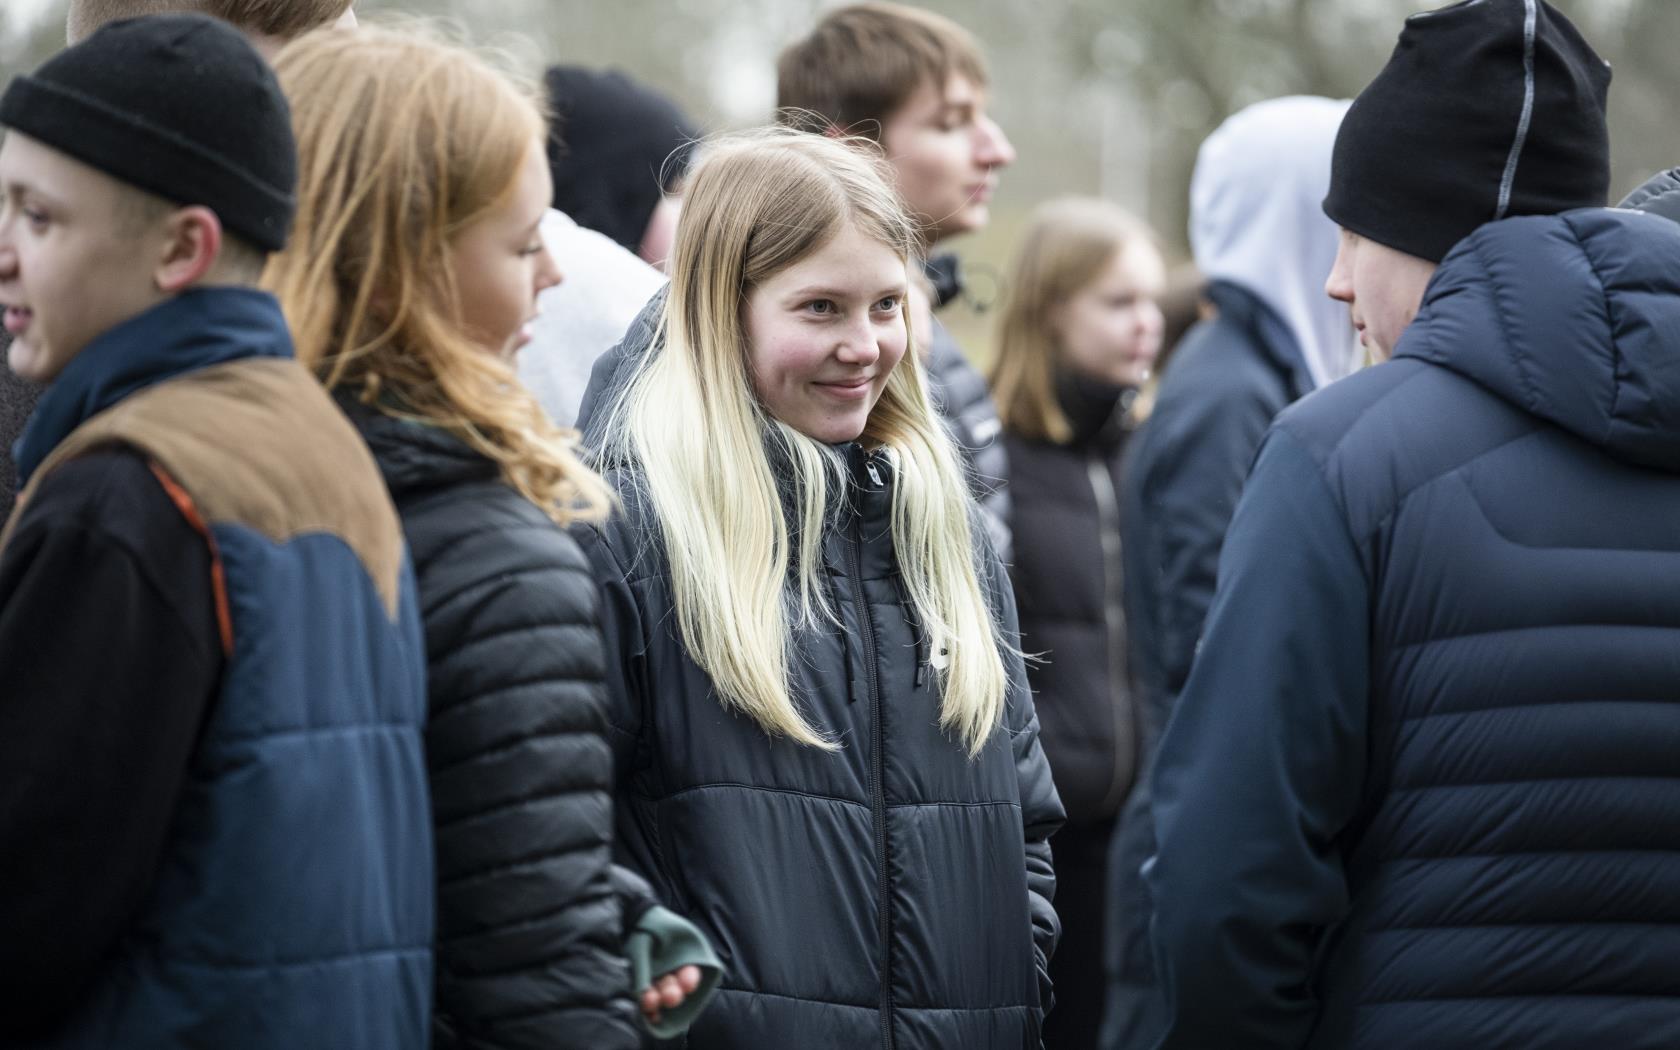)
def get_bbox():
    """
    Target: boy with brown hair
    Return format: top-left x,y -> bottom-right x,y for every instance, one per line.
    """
0,13 -> 432,1046
778,1 -> 1018,559
67,0 -> 356,55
